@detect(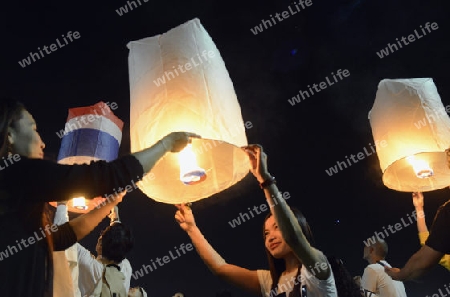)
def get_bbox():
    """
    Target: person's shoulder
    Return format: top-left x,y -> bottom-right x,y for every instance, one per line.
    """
121,258 -> 131,268
256,269 -> 271,283
365,263 -> 383,272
